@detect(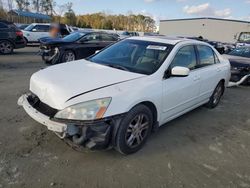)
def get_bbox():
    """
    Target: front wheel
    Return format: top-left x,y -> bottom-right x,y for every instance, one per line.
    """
61,50 -> 75,63
115,104 -> 153,155
0,40 -> 14,54
206,82 -> 224,109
